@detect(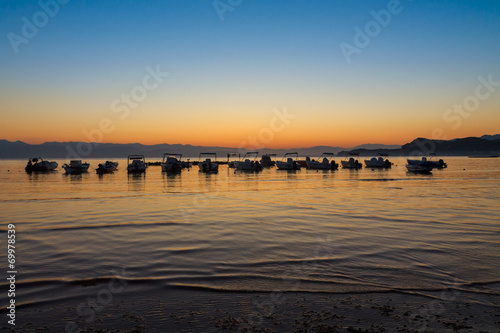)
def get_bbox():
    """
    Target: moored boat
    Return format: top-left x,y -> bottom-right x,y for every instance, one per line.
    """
260,154 -> 276,167
341,153 -> 362,169
161,153 -> 182,173
406,163 -> 434,173
364,154 -> 392,168
198,153 -> 218,173
25,157 -> 58,172
276,152 -> 301,170
96,161 -> 118,174
63,160 -> 90,174
235,152 -> 263,171
306,153 -> 338,170
406,157 -> 435,173
407,156 -> 447,169
127,155 -> 148,173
